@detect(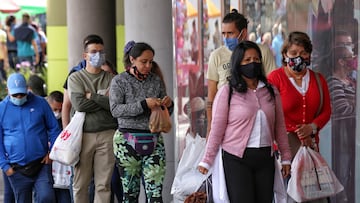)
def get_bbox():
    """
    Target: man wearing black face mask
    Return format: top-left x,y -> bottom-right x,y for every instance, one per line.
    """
206,9 -> 276,138
68,34 -> 118,203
